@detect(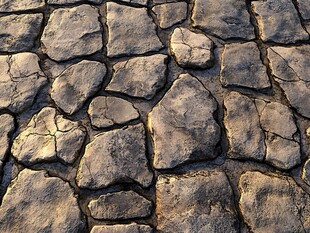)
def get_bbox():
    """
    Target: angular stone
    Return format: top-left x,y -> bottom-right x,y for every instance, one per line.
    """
297,0 -> 310,20
88,96 -> 139,128
76,124 -> 153,189
191,0 -> 254,40
88,191 -> 152,220
51,60 -> 107,115
0,169 -> 85,232
0,53 -> 47,113
12,107 -> 86,165
0,0 -> 45,12
0,115 -> 15,162
156,171 -> 239,233
149,74 -> 221,169
91,224 -> 153,233
47,0 -> 102,4
106,2 -> 163,57
117,0 -> 147,6
41,5 -> 103,61
220,42 -> 270,90
0,14 -> 43,52
170,27 -> 214,69
106,54 -> 167,100
251,0 -> 309,43
239,171 -> 310,232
